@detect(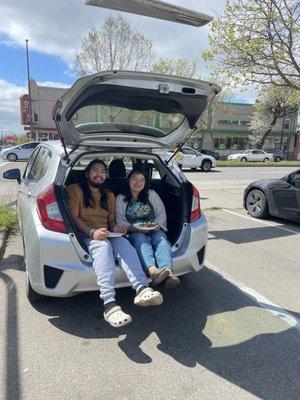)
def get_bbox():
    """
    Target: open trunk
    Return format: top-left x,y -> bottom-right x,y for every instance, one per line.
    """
58,151 -> 192,254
